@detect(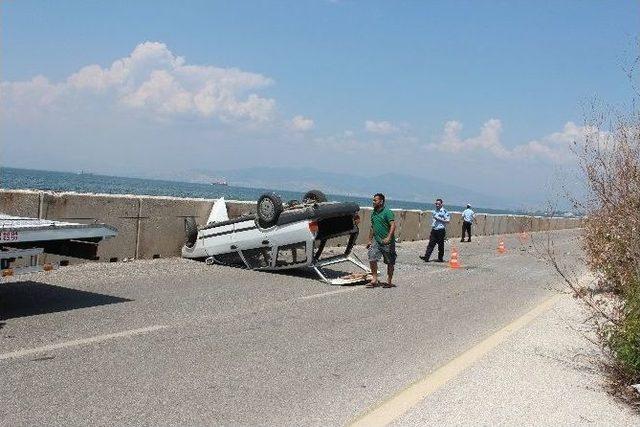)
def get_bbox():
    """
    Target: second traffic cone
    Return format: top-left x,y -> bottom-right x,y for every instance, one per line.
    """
497,238 -> 506,254
449,246 -> 461,269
